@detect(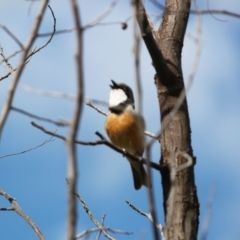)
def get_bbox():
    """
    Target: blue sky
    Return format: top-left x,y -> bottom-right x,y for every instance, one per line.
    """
0,1 -> 240,239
